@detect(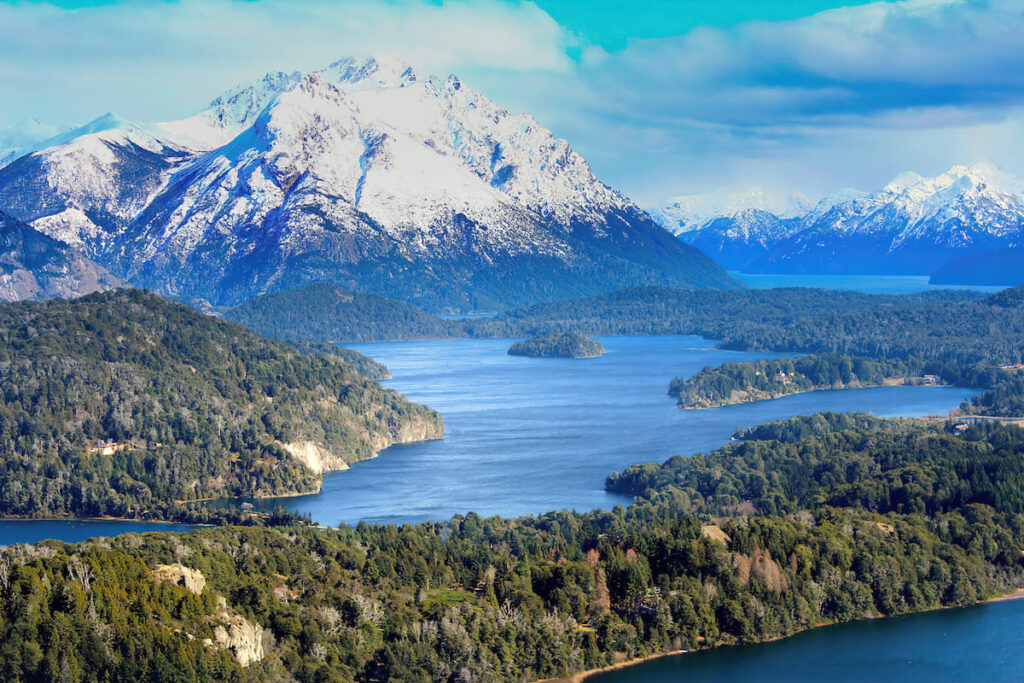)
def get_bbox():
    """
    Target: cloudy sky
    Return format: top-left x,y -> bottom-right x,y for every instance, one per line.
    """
2,0 -> 1022,204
